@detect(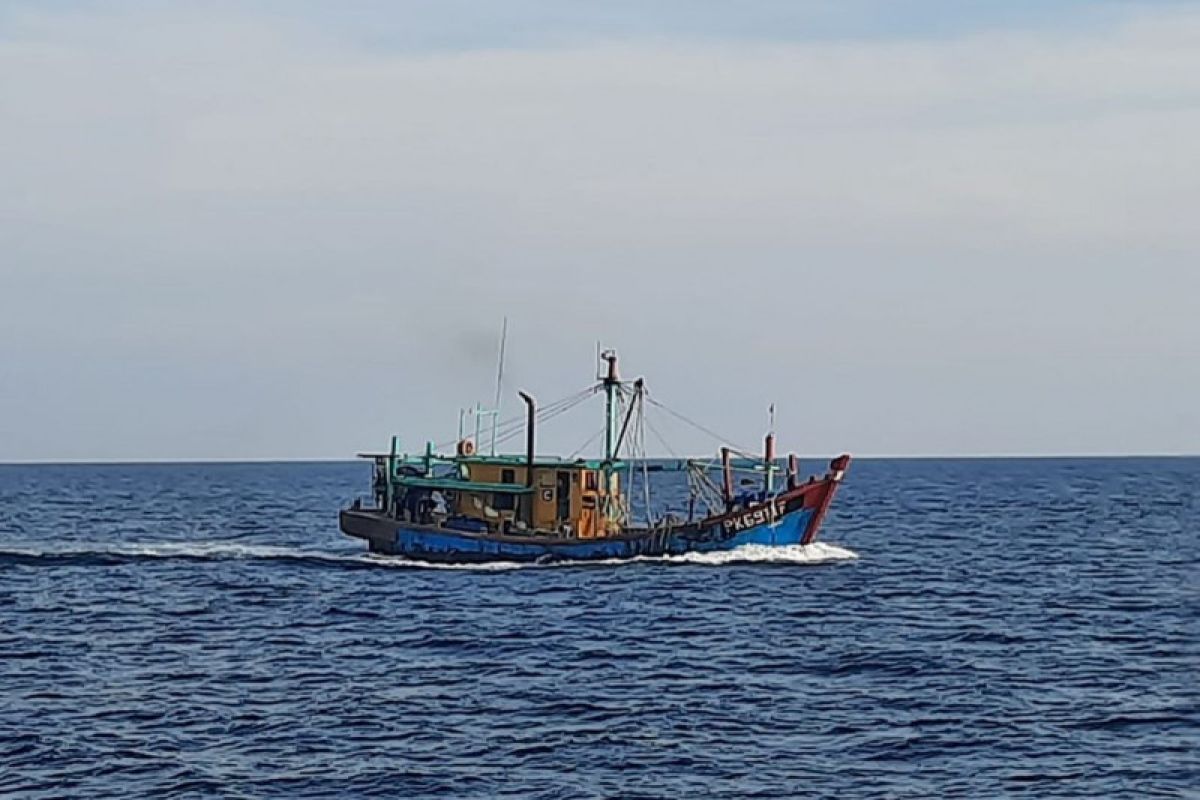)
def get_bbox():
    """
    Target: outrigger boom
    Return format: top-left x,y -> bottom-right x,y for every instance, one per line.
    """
340,350 -> 851,563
